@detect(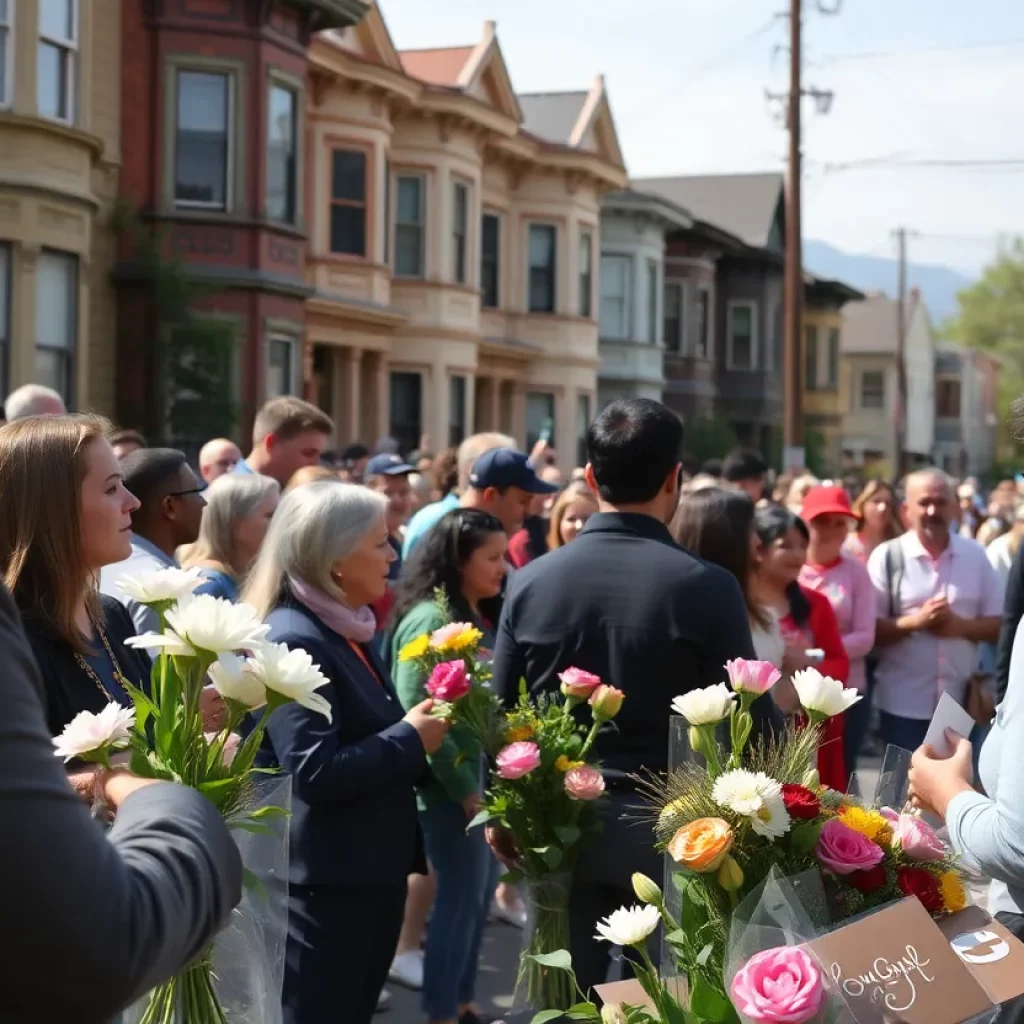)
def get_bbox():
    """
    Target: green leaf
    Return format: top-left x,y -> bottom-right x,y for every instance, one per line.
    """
789,821 -> 824,858
242,867 -> 266,900
467,808 -> 494,830
529,1012 -> 565,1024
540,845 -> 564,870
246,804 -> 290,821
696,942 -> 715,967
554,824 -> 582,846
565,1003 -> 601,1020
526,950 -> 573,971
229,820 -> 272,835
690,975 -> 732,1023
499,869 -> 524,885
